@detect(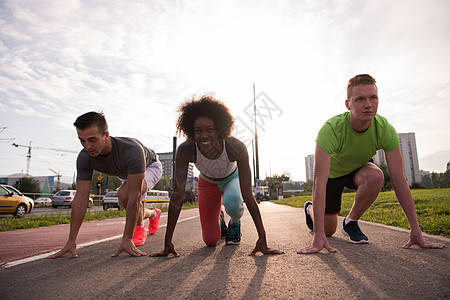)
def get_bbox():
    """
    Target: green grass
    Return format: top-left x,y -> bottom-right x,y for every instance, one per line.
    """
0,202 -> 198,232
272,188 -> 450,238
